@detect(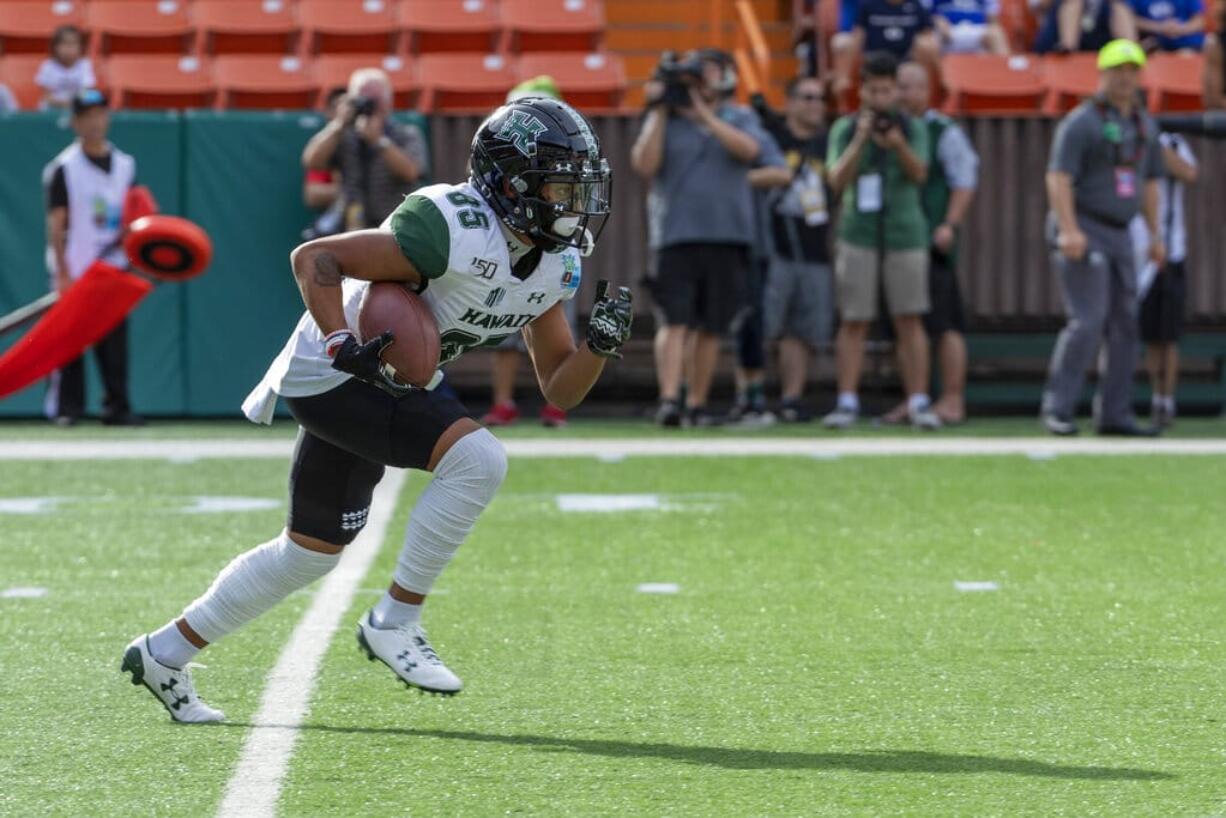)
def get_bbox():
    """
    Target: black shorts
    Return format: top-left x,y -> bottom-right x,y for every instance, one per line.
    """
1140,260 -> 1187,343
283,378 -> 470,544
653,242 -> 750,334
923,250 -> 967,338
